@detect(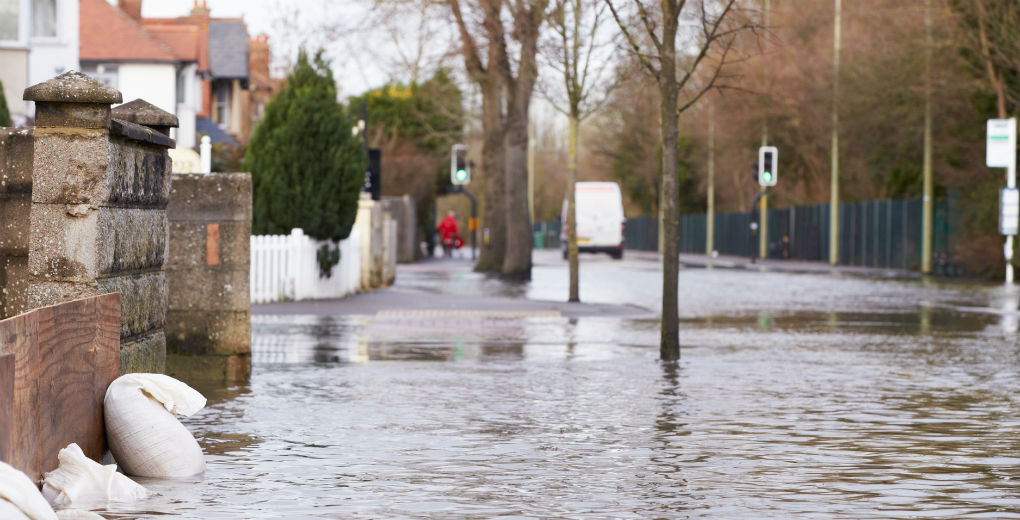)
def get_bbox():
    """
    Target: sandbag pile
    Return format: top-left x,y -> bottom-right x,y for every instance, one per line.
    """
2,374 -> 206,518
104,373 -> 207,477
41,443 -> 147,509
0,461 -> 107,520
0,461 -> 56,520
